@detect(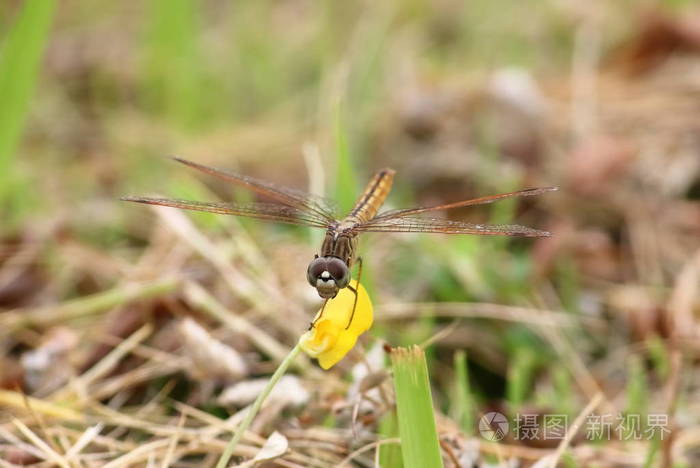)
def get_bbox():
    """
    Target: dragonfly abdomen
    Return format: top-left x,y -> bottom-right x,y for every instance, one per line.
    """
349,168 -> 395,224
